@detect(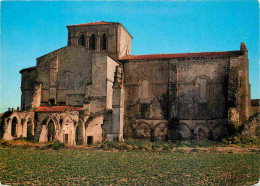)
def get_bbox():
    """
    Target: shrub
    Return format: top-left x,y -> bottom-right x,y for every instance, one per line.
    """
210,145 -> 218,153
47,141 -> 65,150
100,141 -> 117,150
115,143 -> 129,150
223,135 -> 259,146
151,144 -> 161,151
0,140 -> 10,146
240,136 -> 259,145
